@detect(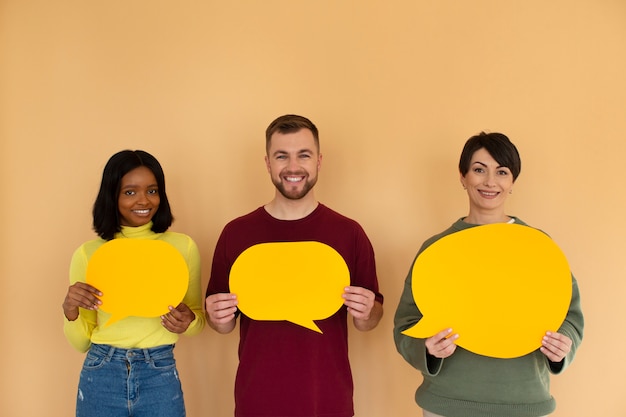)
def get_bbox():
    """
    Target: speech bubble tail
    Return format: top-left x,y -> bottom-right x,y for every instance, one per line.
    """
290,319 -> 323,334
401,316 -> 442,339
